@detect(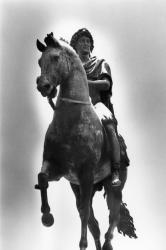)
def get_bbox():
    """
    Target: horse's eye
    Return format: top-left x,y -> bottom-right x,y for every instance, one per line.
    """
51,55 -> 59,62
